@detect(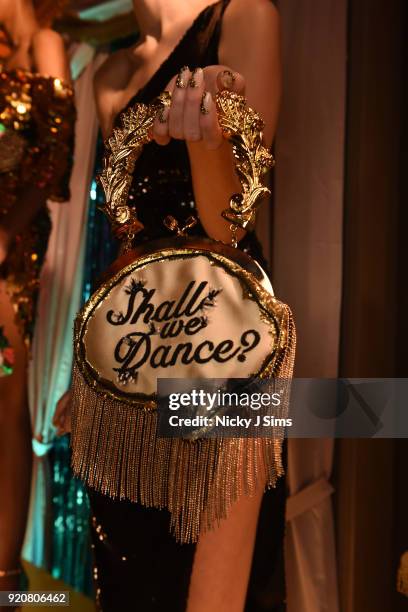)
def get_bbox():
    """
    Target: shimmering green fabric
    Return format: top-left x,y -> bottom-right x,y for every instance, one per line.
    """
49,437 -> 93,593
46,29 -> 137,593
48,135 -> 119,595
